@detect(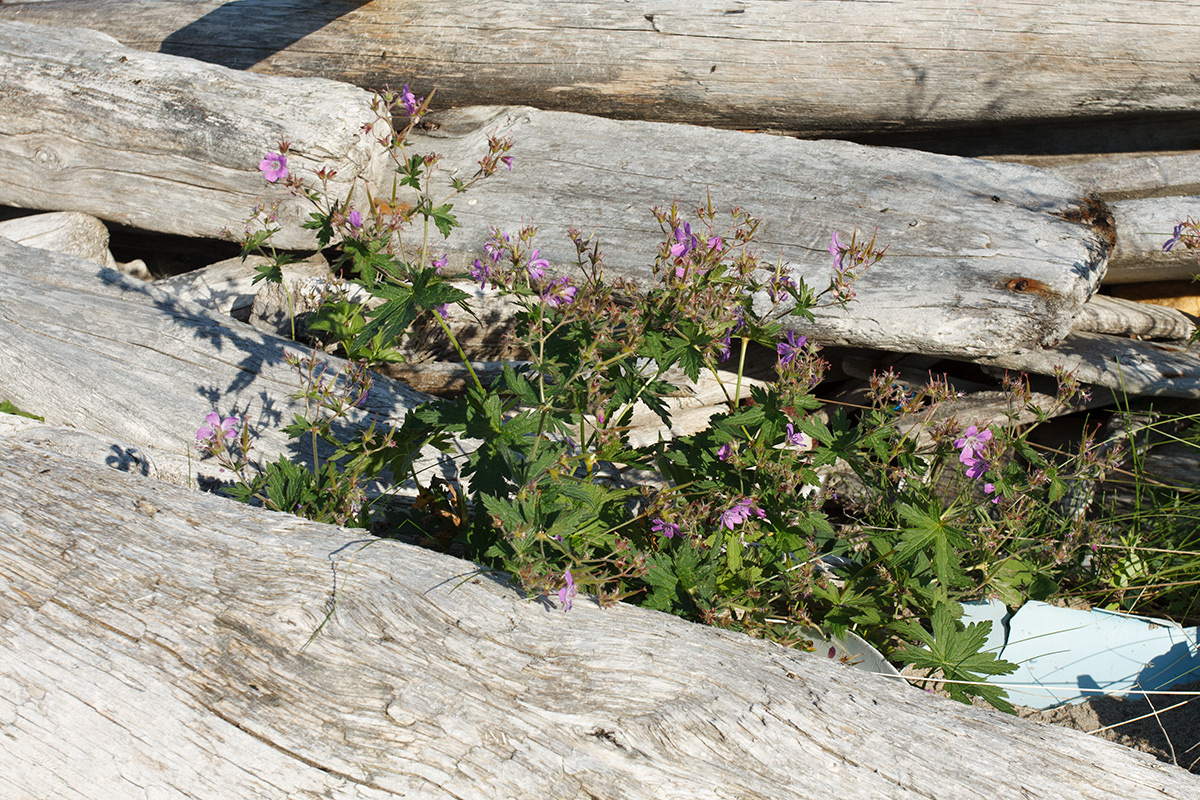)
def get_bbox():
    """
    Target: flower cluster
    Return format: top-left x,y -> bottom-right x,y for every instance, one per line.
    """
470,226 -> 578,306
954,424 -> 999,502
